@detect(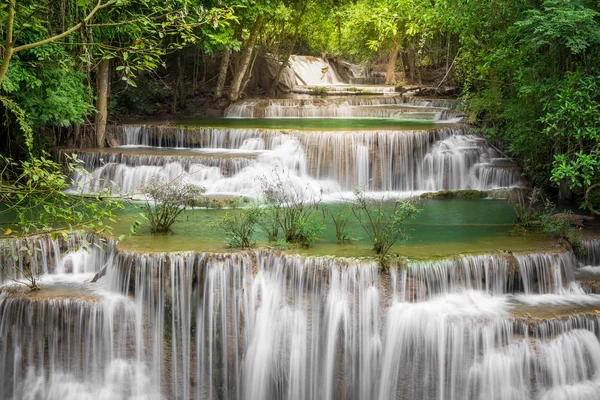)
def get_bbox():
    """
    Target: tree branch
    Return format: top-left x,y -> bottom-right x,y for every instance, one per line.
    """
12,0 -> 117,53
6,0 -> 15,46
